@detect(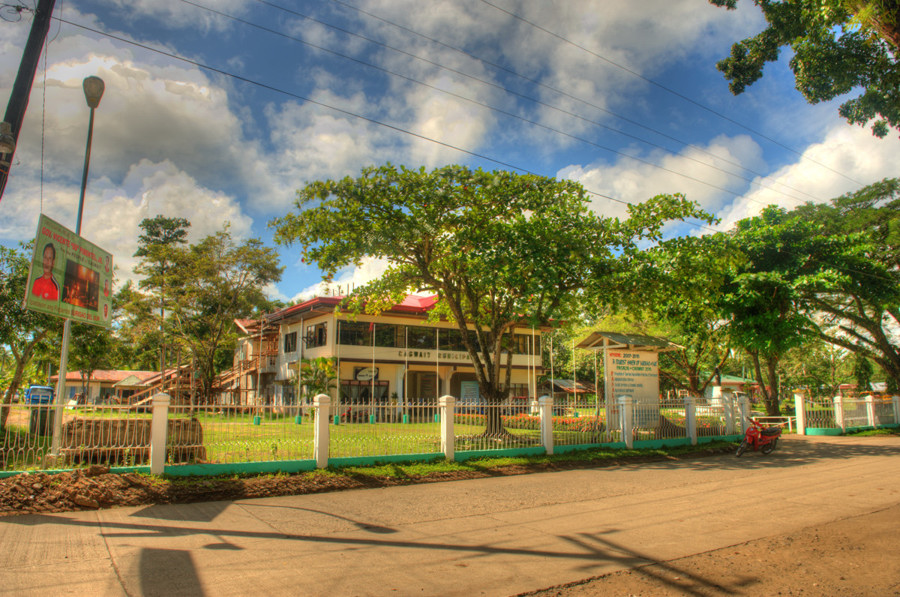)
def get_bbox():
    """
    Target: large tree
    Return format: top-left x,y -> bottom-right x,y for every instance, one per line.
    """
785,179 -> 900,390
0,246 -> 60,429
620,234 -> 738,397
711,0 -> 900,137
134,215 -> 191,375
272,164 -> 706,436
167,228 -> 283,402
